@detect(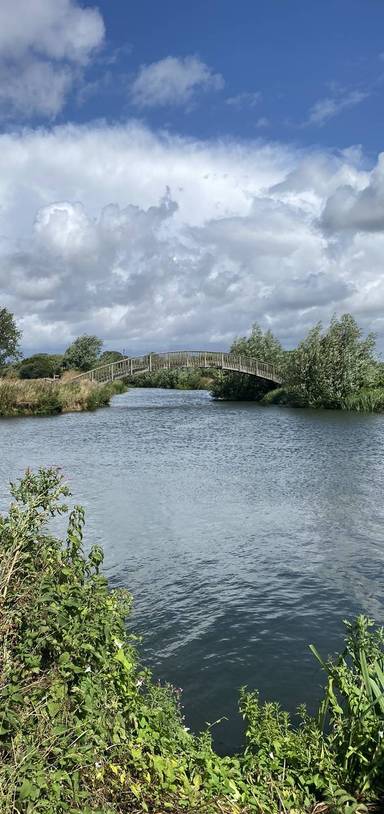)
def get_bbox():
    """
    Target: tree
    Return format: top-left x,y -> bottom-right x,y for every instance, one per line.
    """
284,314 -> 377,408
19,354 -> 63,380
211,324 -> 284,400
0,307 -> 21,369
99,350 -> 124,365
63,335 -> 103,372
